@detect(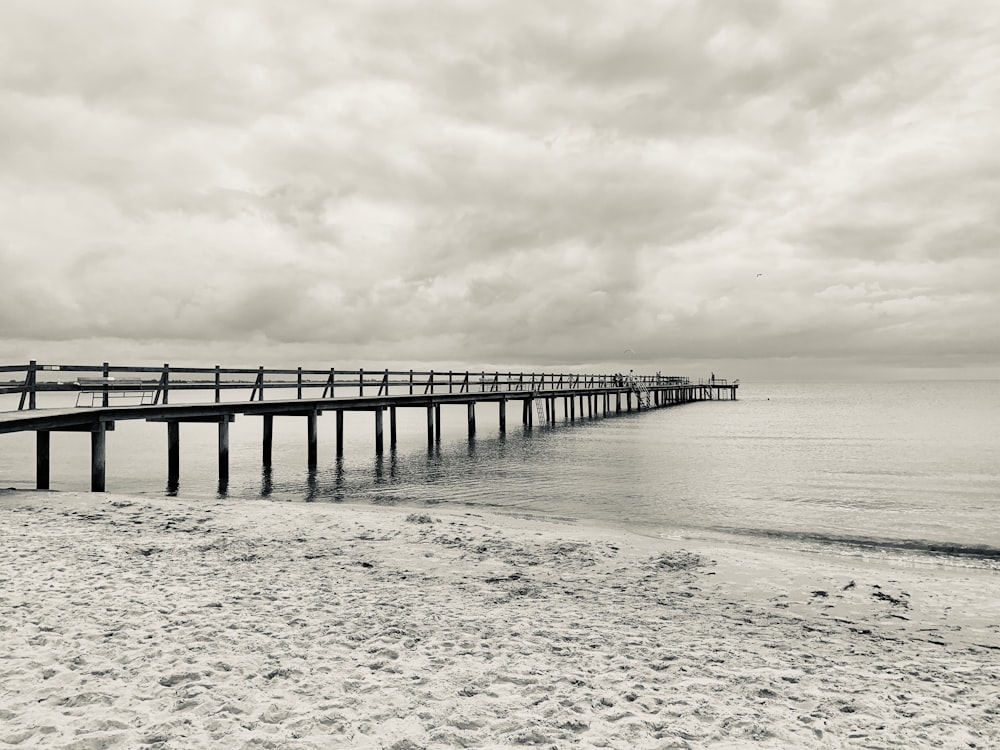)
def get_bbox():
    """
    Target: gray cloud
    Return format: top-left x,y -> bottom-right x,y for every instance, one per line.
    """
1,0 -> 998,377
